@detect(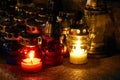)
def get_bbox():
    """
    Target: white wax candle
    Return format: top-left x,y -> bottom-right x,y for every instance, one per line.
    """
70,49 -> 87,64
